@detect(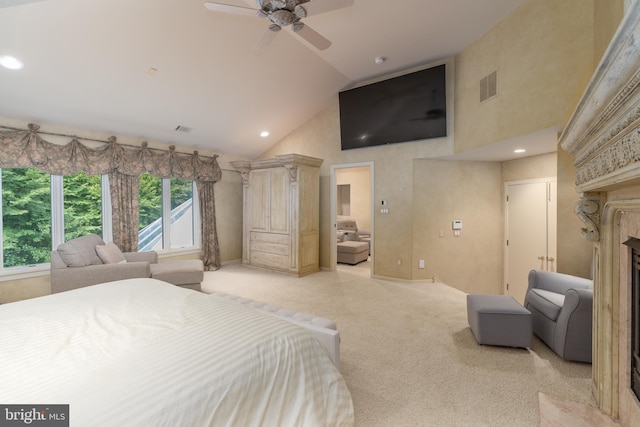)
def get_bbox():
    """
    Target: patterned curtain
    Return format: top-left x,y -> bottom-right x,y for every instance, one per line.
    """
0,124 -> 223,266
197,180 -> 221,271
109,171 -> 140,252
